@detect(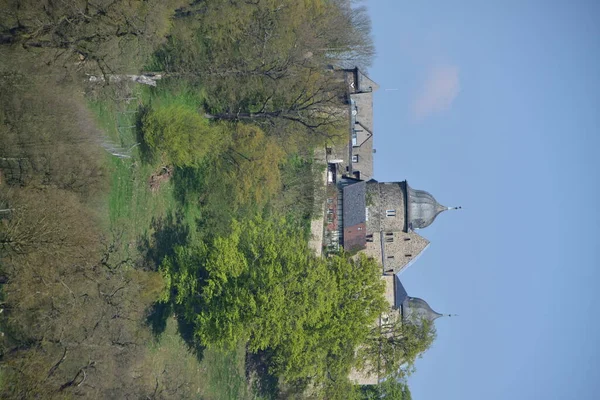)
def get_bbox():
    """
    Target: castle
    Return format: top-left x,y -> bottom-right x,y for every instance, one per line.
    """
324,68 -> 458,384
